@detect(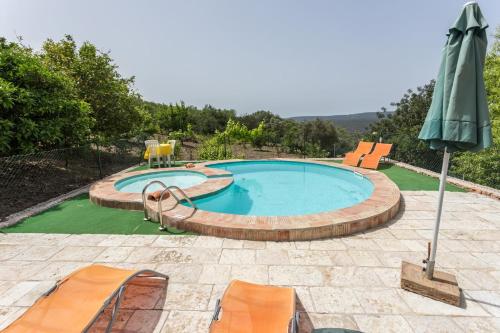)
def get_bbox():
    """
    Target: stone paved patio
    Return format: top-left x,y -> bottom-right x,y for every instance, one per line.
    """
0,191 -> 499,332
